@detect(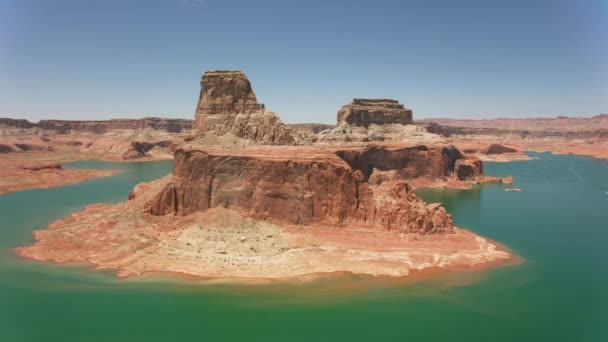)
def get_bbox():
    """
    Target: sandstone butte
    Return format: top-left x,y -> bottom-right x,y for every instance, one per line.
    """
16,70 -> 514,281
337,98 -> 413,127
